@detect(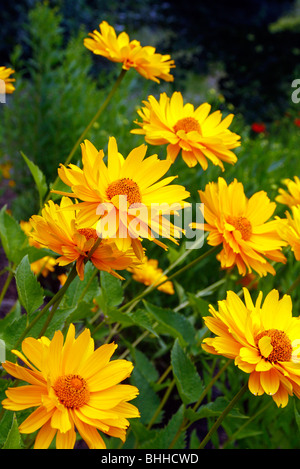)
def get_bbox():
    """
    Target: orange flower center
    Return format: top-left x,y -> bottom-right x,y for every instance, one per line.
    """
106,178 -> 142,206
53,374 -> 90,408
173,117 -> 201,134
227,216 -> 252,241
256,329 -> 292,363
77,228 -> 98,242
